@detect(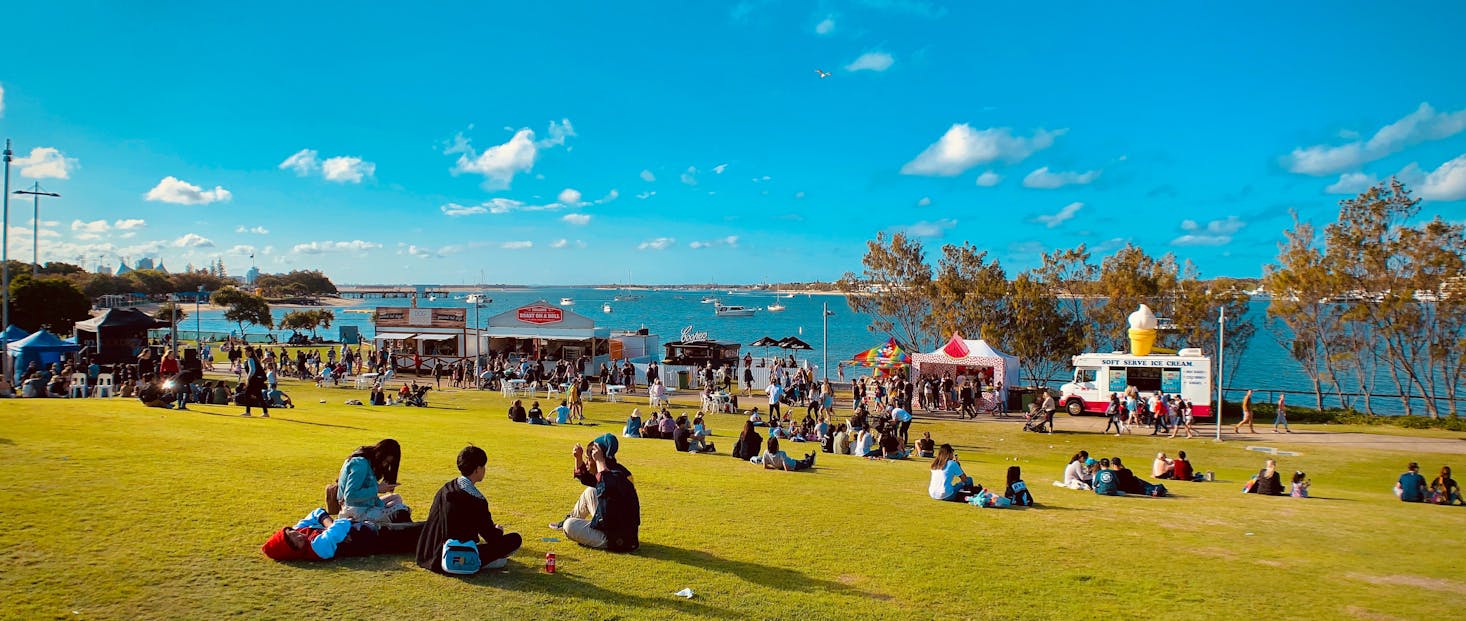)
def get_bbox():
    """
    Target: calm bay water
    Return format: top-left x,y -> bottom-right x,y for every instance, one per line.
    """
171,289 -> 1435,413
